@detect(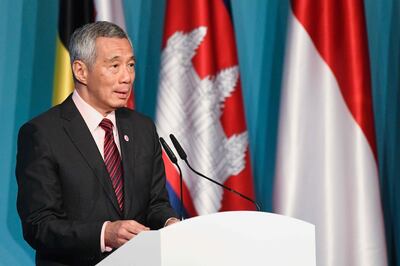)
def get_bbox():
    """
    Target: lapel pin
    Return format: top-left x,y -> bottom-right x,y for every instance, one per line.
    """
124,135 -> 129,142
